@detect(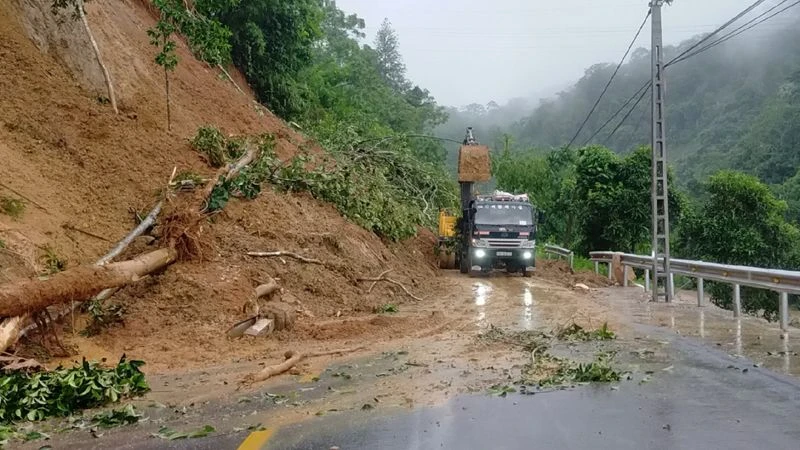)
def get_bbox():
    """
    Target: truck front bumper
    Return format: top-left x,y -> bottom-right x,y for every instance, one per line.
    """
470,248 -> 535,269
